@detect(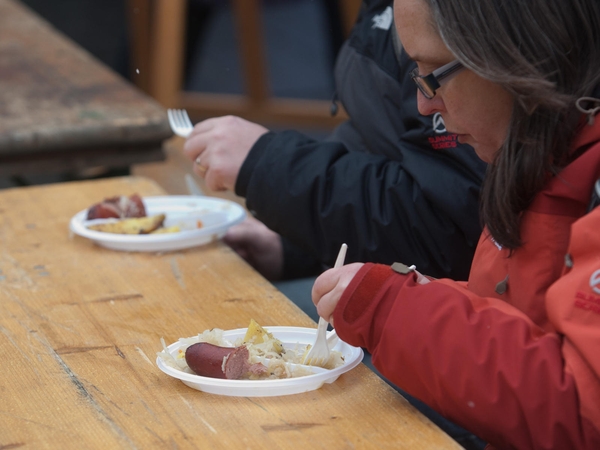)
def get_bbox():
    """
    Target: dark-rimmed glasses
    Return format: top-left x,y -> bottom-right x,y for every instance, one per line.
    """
410,60 -> 464,99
